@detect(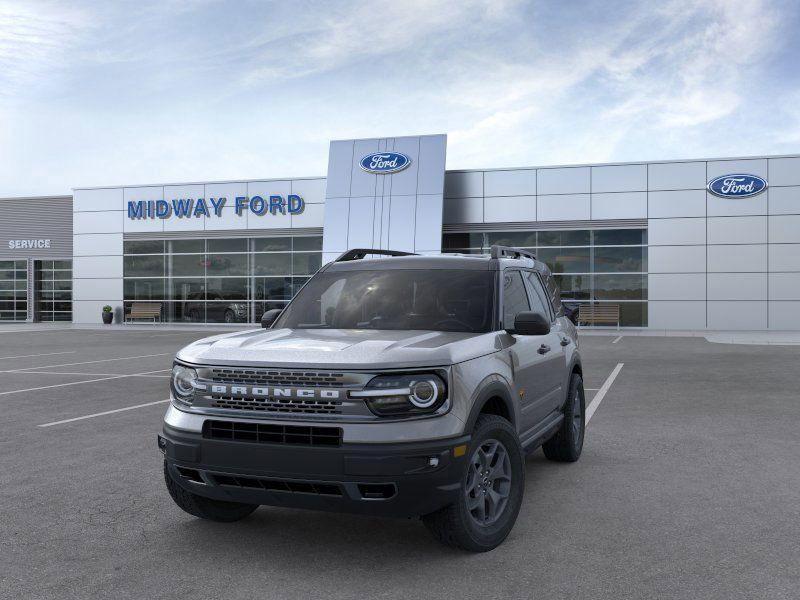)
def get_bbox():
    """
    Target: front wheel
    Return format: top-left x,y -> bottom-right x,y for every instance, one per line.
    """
422,415 -> 525,552
542,373 -> 585,462
164,462 -> 258,522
